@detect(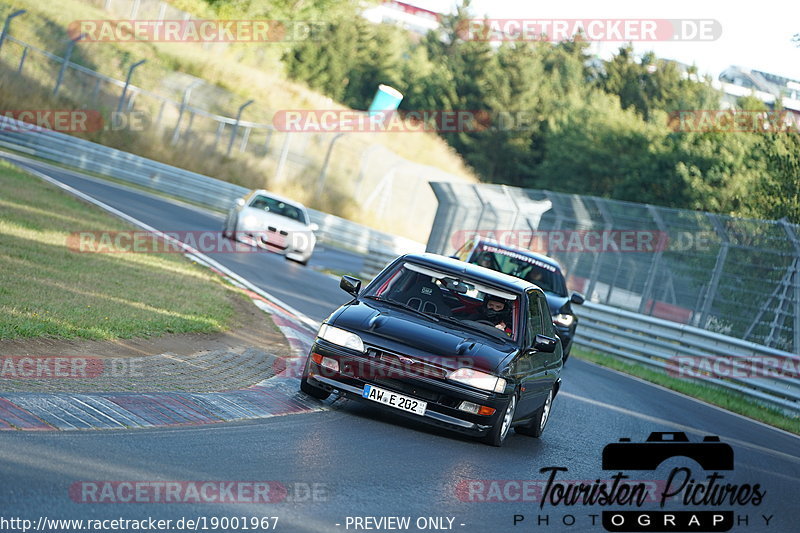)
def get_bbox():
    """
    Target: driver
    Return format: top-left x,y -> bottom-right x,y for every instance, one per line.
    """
468,295 -> 511,332
476,252 -> 495,269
